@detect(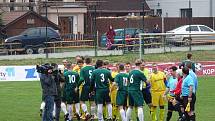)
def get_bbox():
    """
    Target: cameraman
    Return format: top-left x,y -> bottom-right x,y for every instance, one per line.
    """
39,64 -> 57,121
51,63 -> 65,121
